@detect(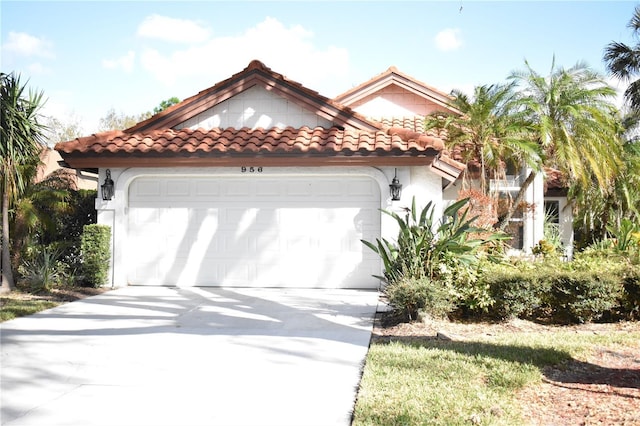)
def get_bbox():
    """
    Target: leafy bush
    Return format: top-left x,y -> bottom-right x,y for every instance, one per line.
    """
532,239 -> 559,258
445,254 -> 494,313
620,266 -> 640,320
362,198 -> 508,321
546,269 -> 622,323
18,245 -> 68,291
478,262 -> 549,320
362,197 -> 507,283
471,253 -> 636,323
384,276 -> 455,321
80,224 -> 111,287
